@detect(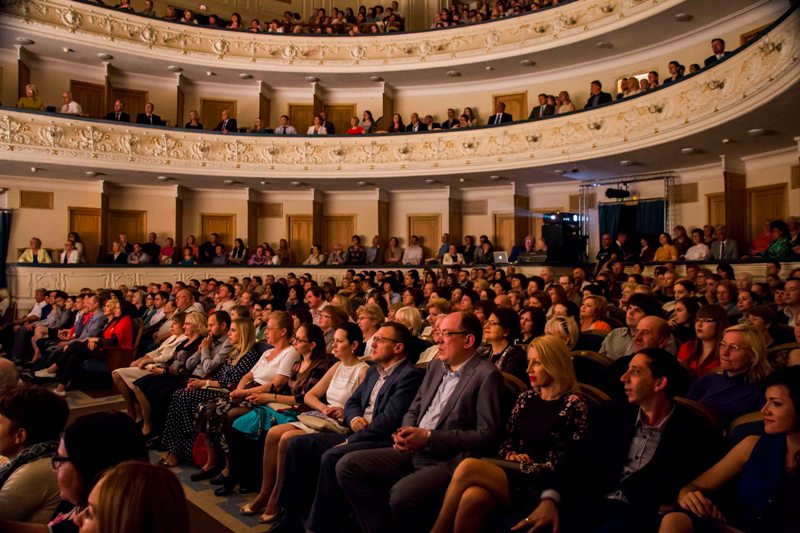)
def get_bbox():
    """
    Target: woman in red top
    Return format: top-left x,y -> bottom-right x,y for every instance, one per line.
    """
52,300 -> 136,396
677,304 -> 728,376
346,116 -> 364,135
